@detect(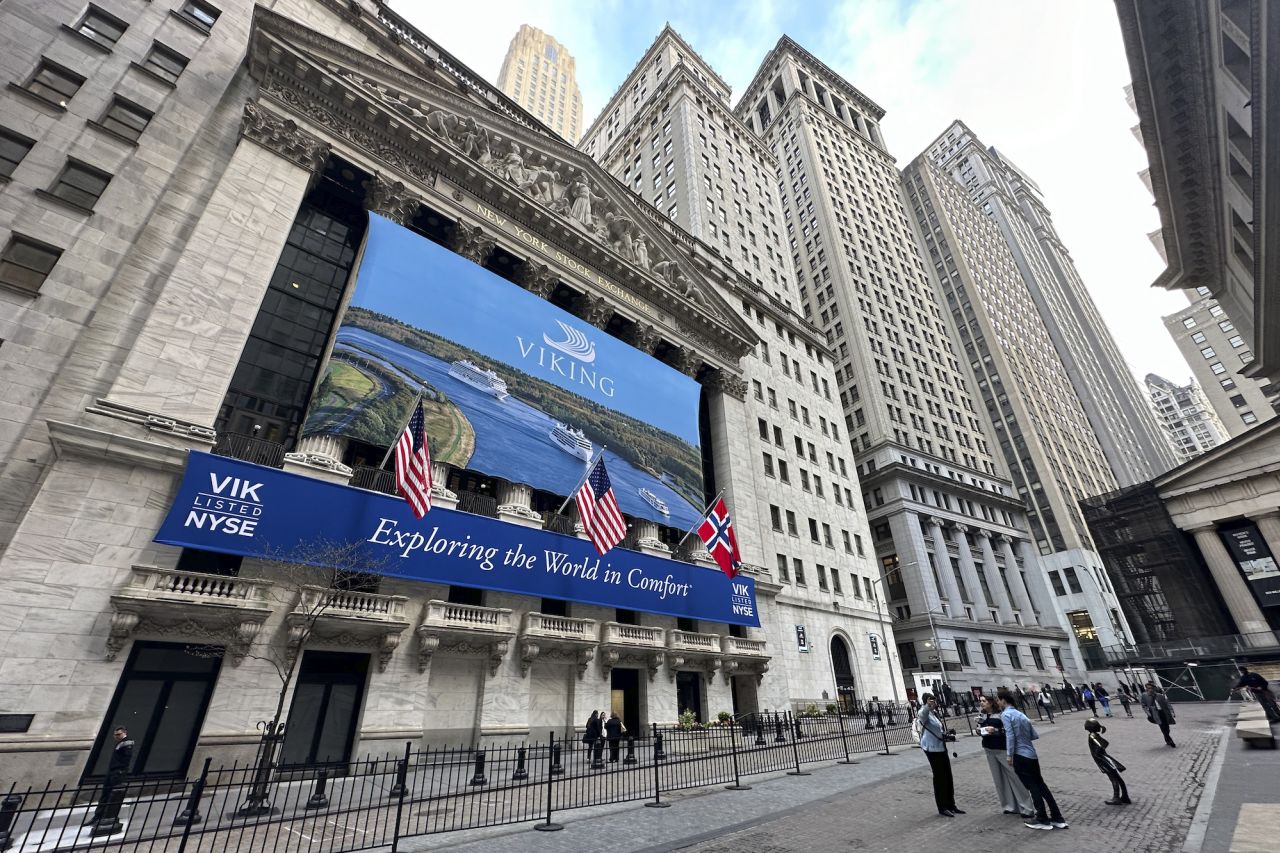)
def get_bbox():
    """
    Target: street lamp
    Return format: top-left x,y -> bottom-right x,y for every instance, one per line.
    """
872,561 -> 951,698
